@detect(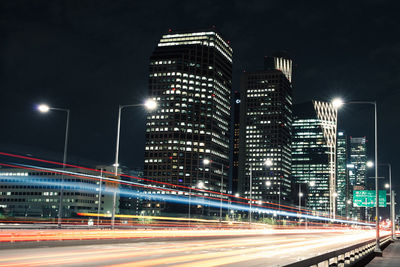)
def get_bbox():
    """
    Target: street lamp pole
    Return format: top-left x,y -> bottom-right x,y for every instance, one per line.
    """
97,168 -> 103,227
381,163 -> 394,240
220,163 -> 223,224
112,100 -> 157,229
59,108 -> 70,229
249,163 -> 252,226
298,184 -> 302,213
203,159 -> 224,224
188,186 -> 191,227
332,99 -> 381,253
37,104 -> 70,229
373,101 -> 381,252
